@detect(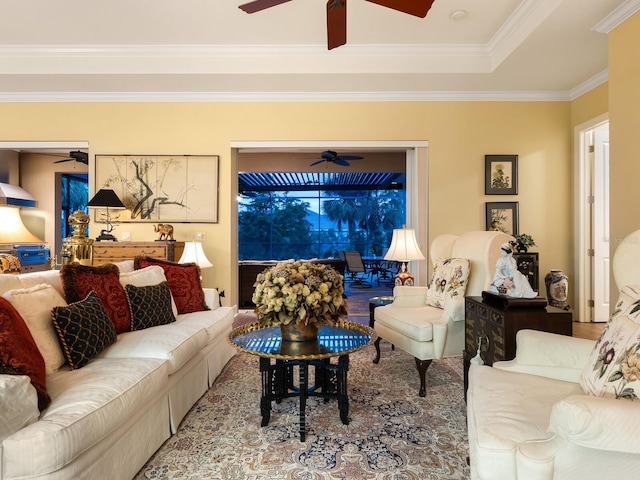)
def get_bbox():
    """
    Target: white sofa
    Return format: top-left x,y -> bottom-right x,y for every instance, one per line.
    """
374,230 -> 513,396
467,229 -> 640,479
0,261 -> 237,480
